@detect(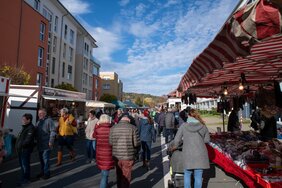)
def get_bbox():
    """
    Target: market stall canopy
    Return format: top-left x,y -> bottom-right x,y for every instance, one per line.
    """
42,95 -> 86,102
123,100 -> 139,108
177,0 -> 282,93
86,100 -> 116,108
188,34 -> 282,97
111,100 -> 126,109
